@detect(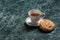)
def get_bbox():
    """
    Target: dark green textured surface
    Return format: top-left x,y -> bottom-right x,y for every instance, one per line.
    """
0,0 -> 60,40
